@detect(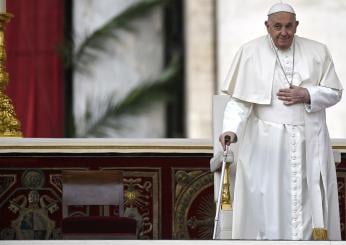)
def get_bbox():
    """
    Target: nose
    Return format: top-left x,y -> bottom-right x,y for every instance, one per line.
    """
280,27 -> 288,36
